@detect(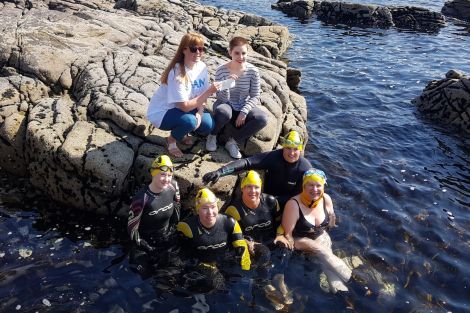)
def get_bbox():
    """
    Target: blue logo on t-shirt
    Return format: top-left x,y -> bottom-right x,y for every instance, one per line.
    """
193,78 -> 205,89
